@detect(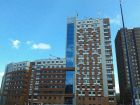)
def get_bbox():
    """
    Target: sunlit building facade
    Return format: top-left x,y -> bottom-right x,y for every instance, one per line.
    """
66,17 -> 116,105
0,58 -> 75,105
1,17 -> 116,105
66,17 -> 76,104
0,61 -> 31,105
